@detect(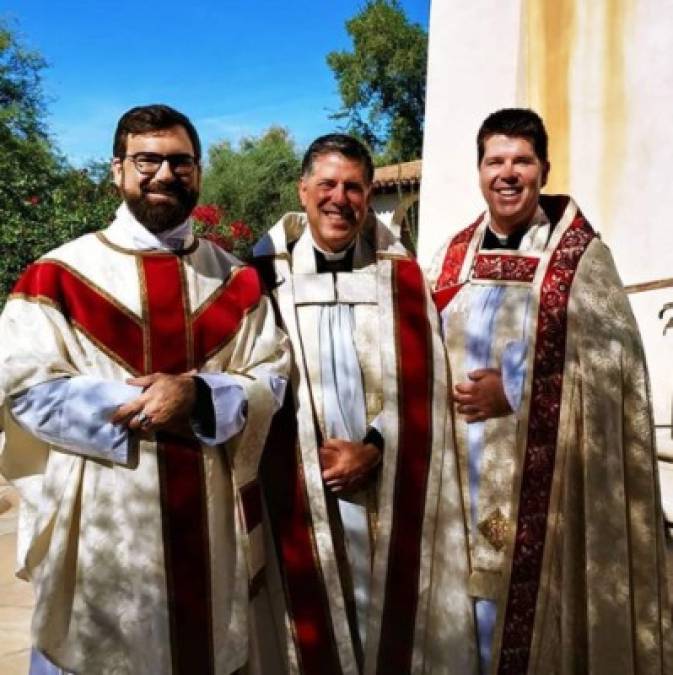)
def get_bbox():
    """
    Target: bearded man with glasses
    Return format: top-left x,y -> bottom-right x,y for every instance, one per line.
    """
0,104 -> 290,675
